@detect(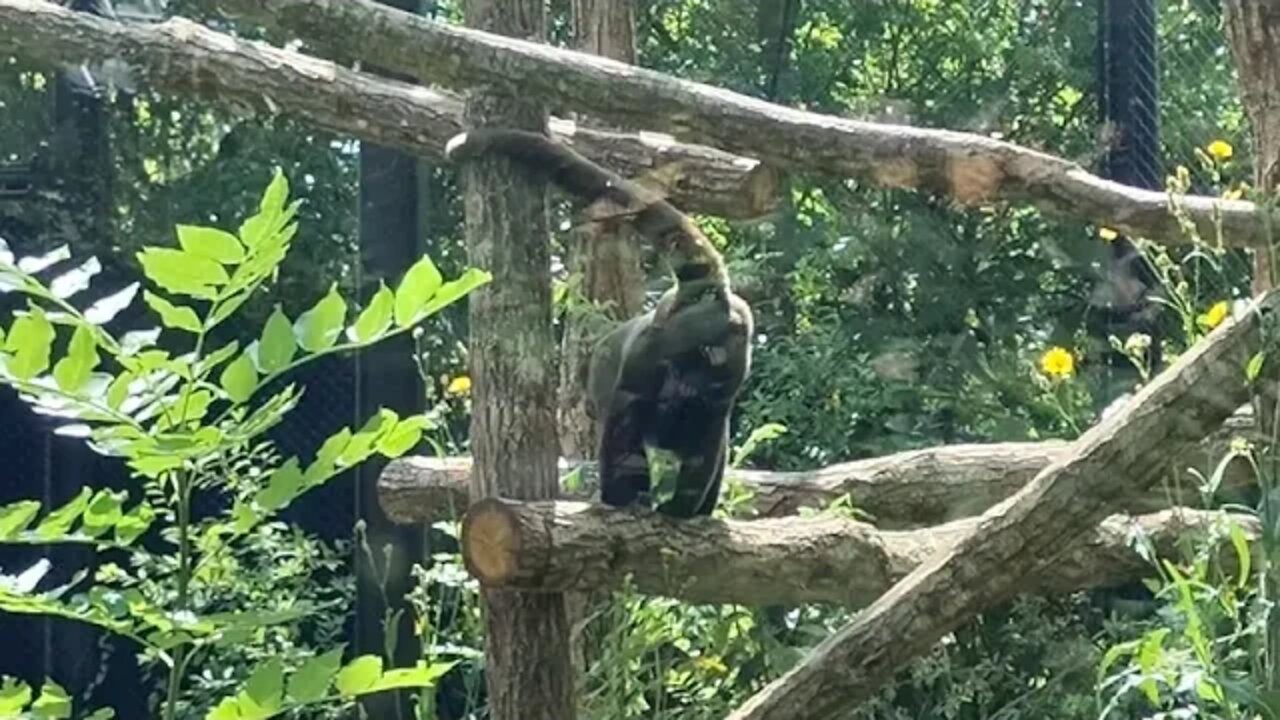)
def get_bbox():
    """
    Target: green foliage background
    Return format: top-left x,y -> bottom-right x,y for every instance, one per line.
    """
0,0 -> 1268,718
